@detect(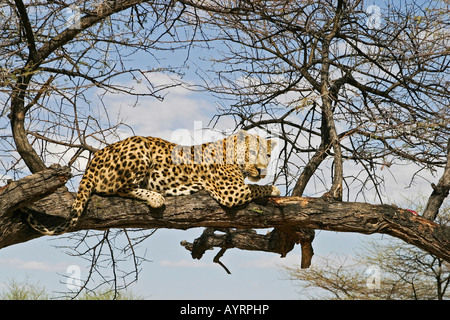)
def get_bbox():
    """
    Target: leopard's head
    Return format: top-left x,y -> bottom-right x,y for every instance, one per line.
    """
230,130 -> 277,182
